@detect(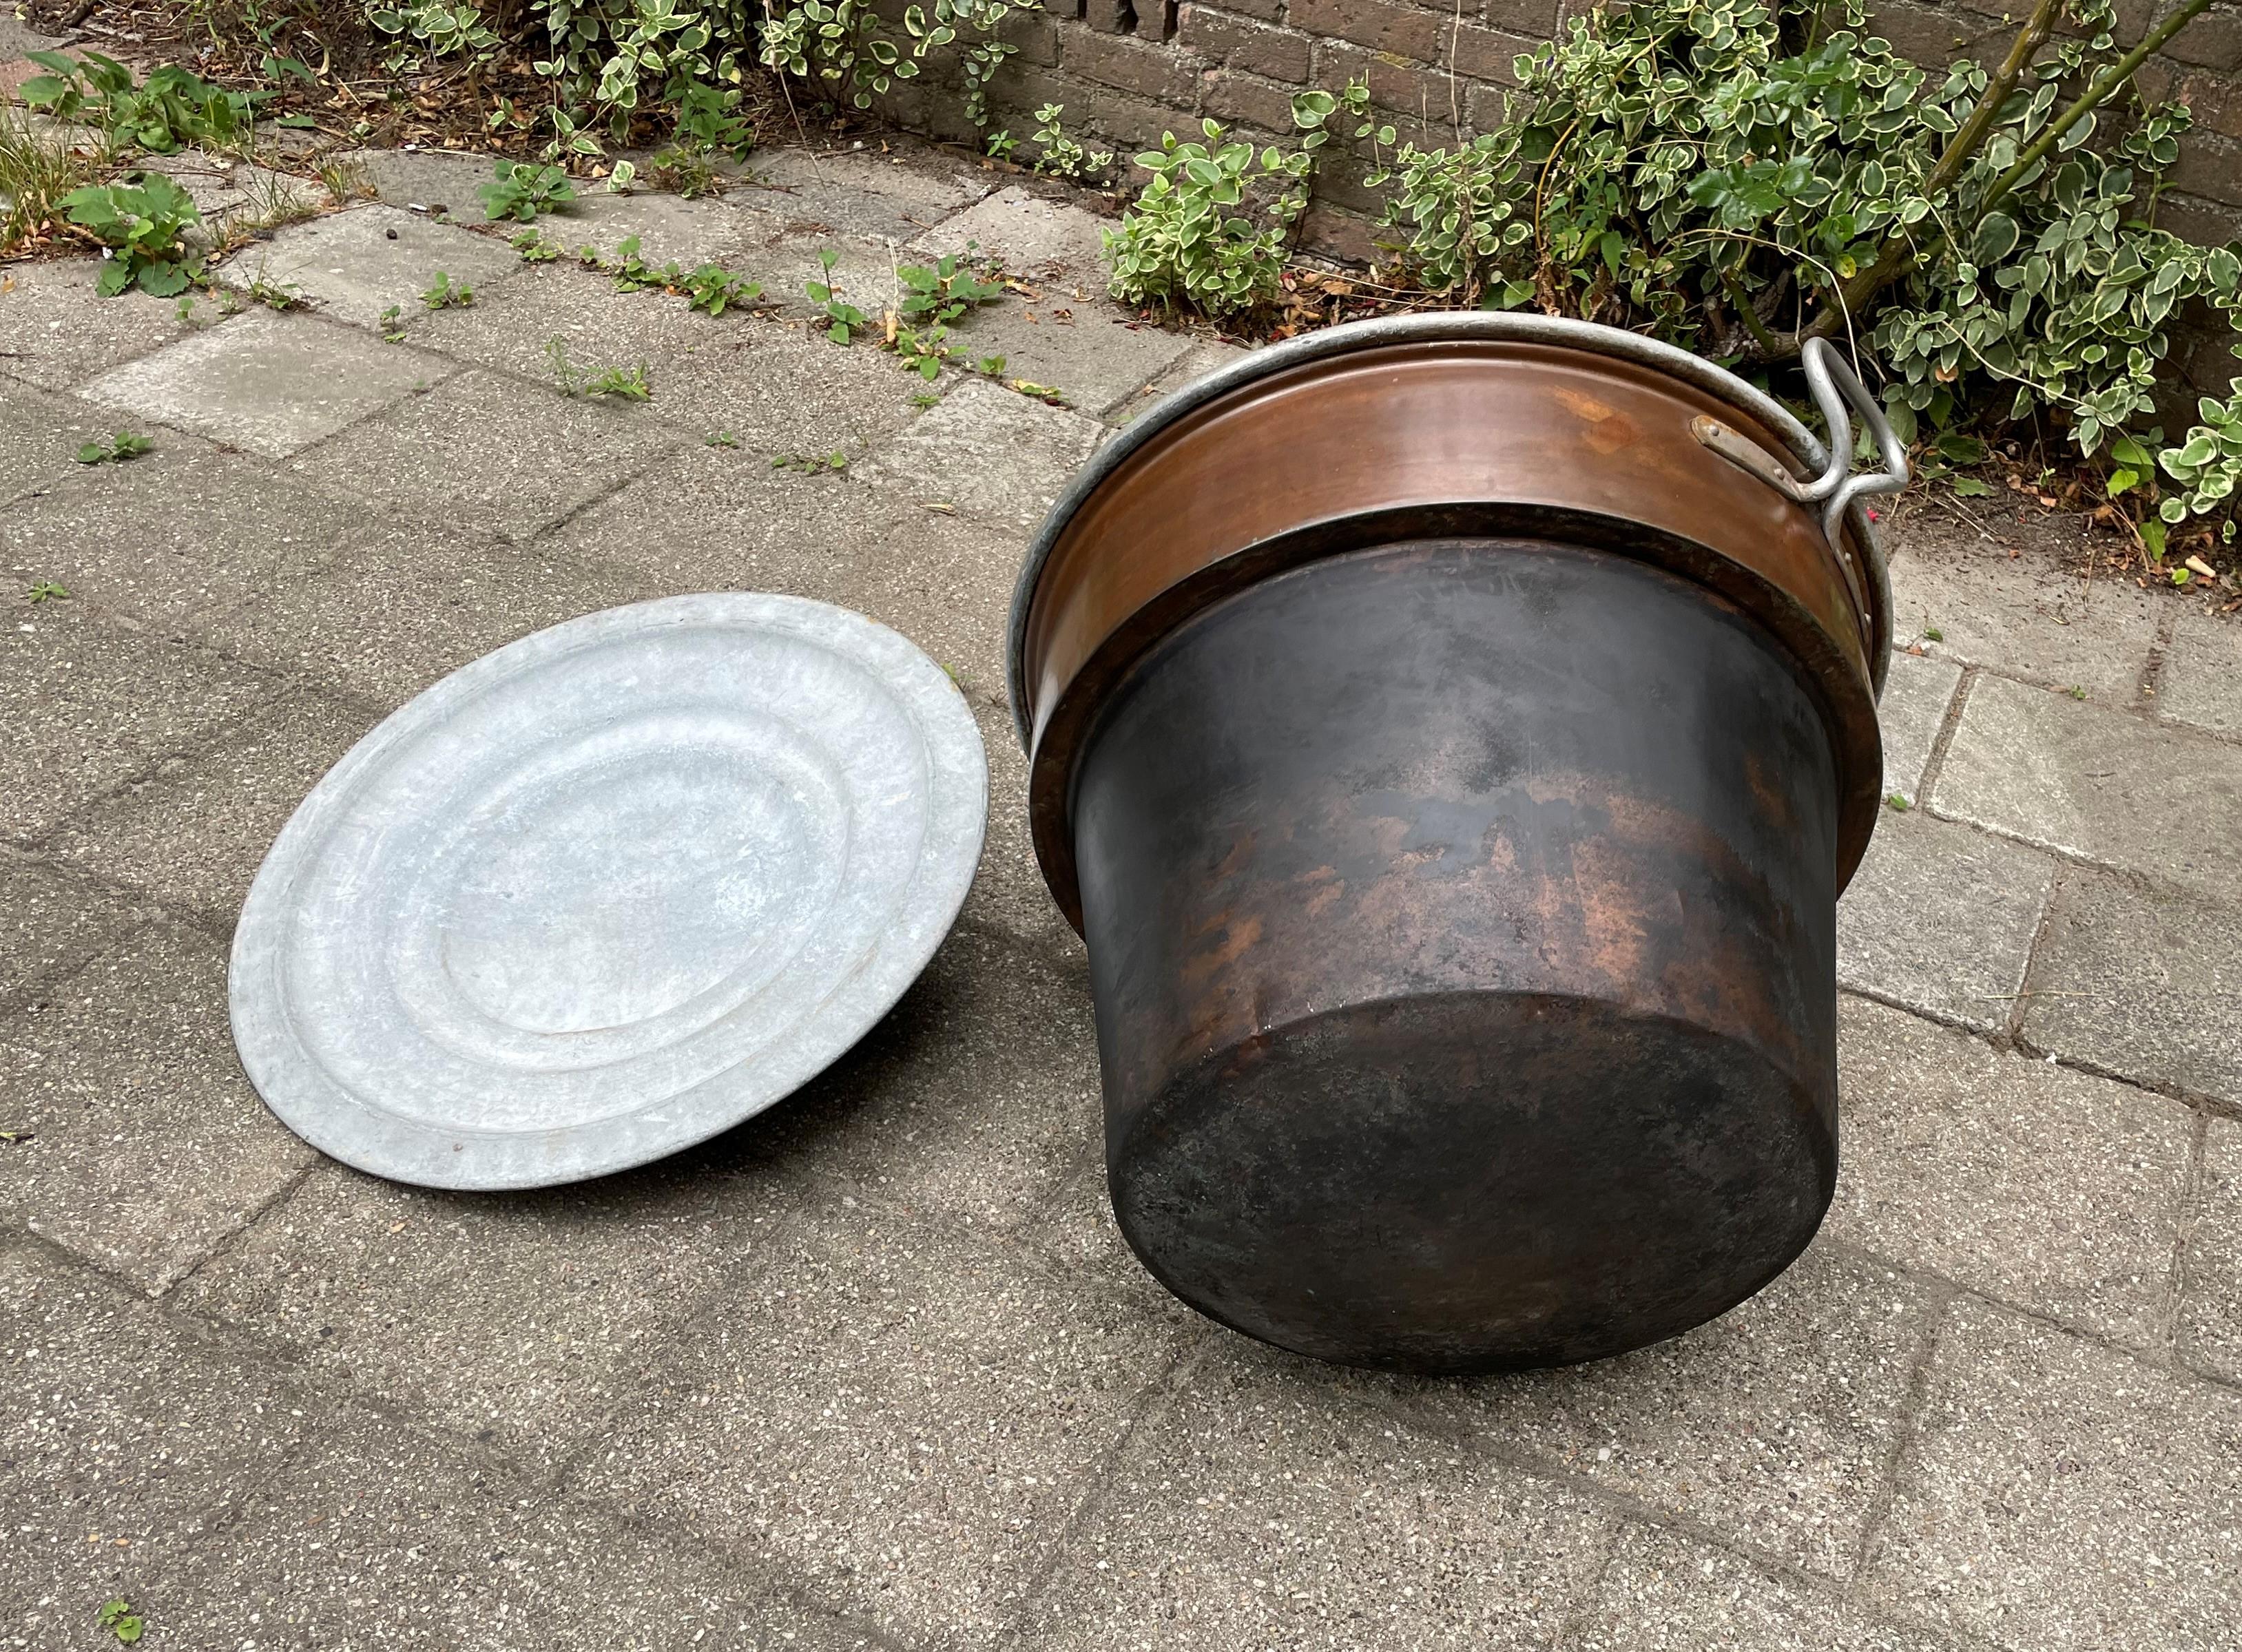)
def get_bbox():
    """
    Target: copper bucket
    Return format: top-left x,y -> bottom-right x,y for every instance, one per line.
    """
1010,317 -> 1906,1374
